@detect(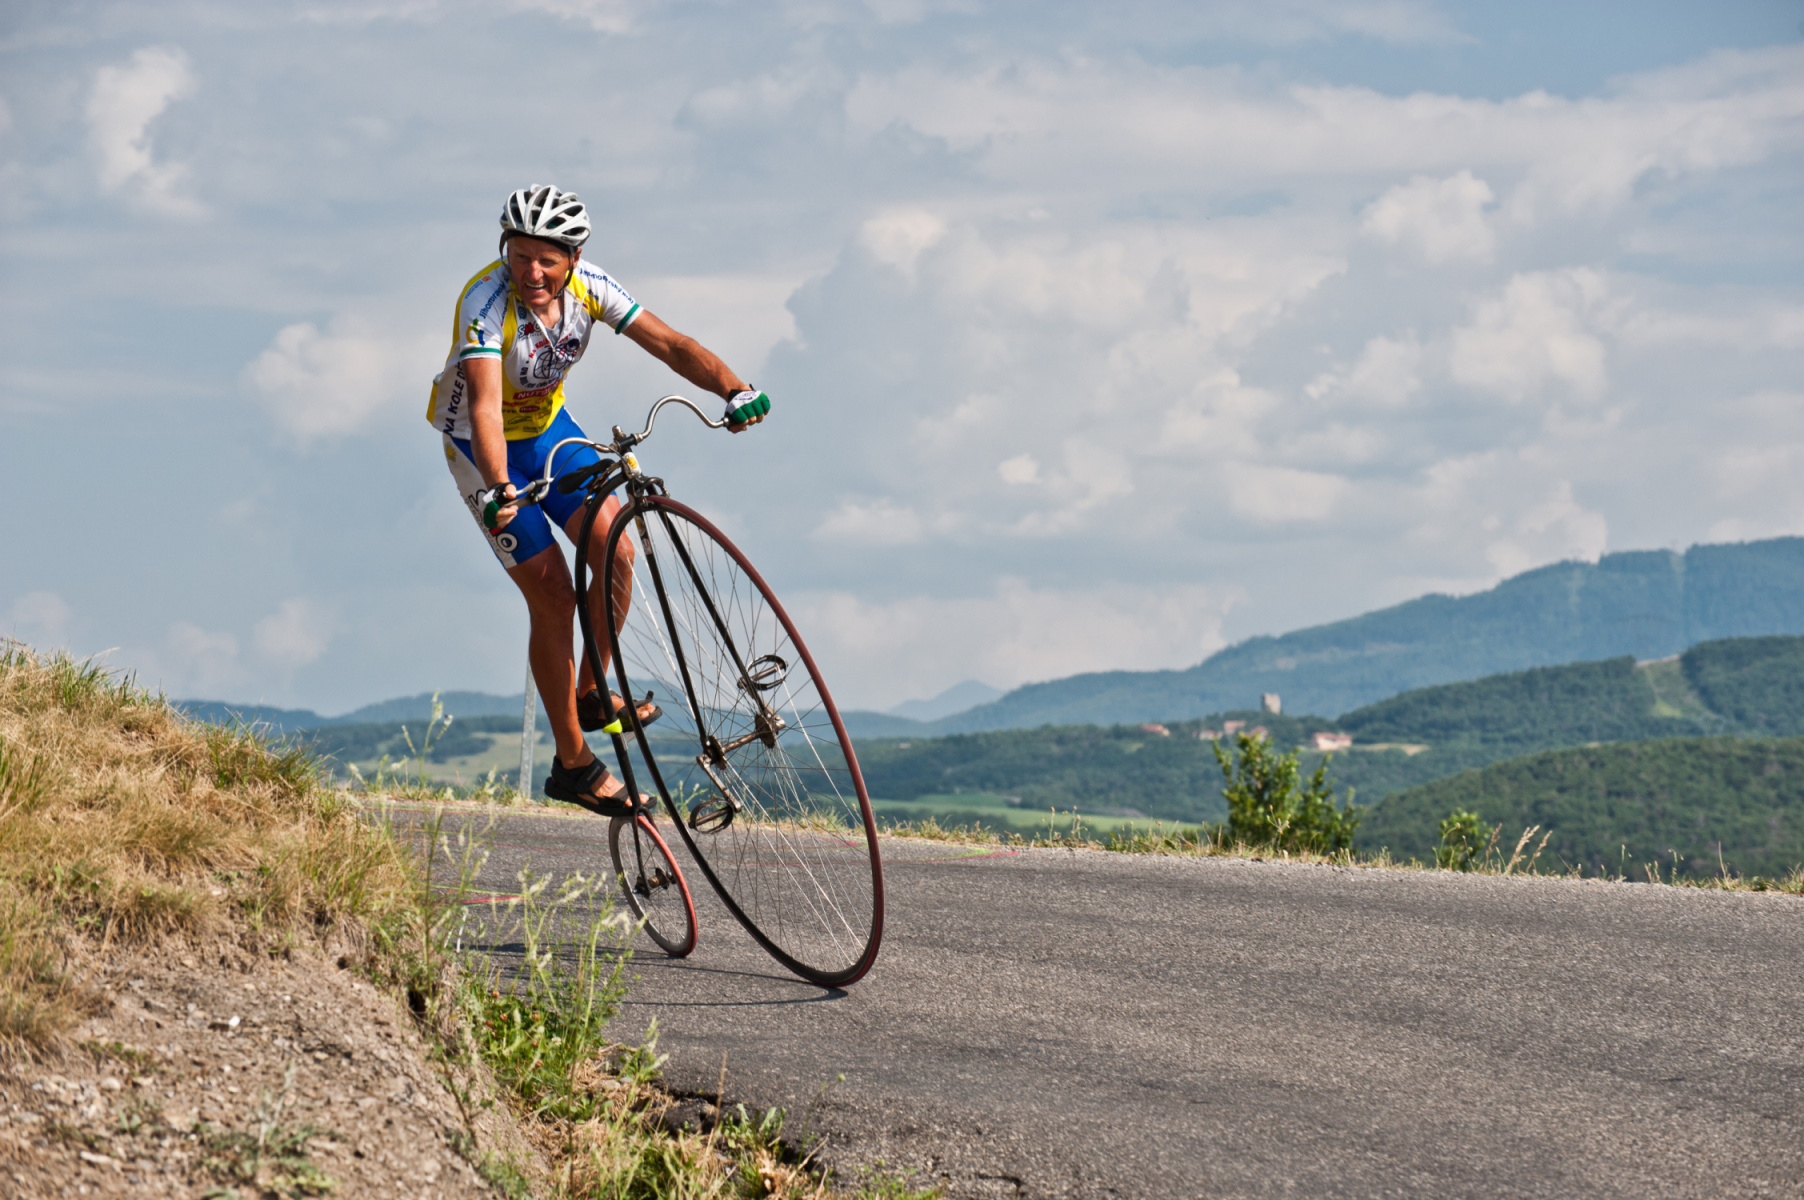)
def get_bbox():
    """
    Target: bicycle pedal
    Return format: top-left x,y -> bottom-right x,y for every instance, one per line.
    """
688,794 -> 738,834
